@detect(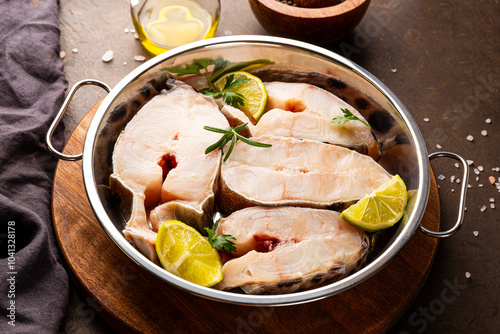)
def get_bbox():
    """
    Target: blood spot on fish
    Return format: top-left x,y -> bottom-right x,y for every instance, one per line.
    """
254,235 -> 281,252
368,110 -> 396,134
355,98 -> 370,110
284,98 -> 307,113
158,154 -> 178,182
327,78 -> 347,89
172,133 -> 180,141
